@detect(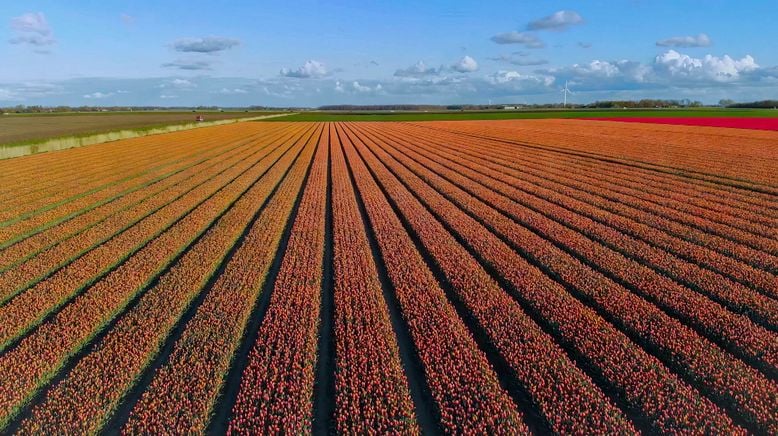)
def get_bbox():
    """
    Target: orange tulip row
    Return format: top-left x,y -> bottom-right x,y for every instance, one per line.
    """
0,122 -> 235,191
413,126 -> 778,267
389,127 -> 778,368
427,120 -> 778,211
363,124 -> 778,433
383,125 -> 778,328
0,127 -> 283,272
0,123 -> 271,211
121,125 -> 321,433
432,119 -> 778,190
0,125 -> 261,224
448,140 -> 778,320
0,133 -> 298,352
329,126 -> 418,433
401,122 -> 778,273
464,137 -> 774,239
228,125 -> 331,434
0,129 -> 294,303
17,126 -> 313,434
452,132 -> 777,229
337,125 -> 528,434
0,127 -> 308,430
342,123 -> 637,434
